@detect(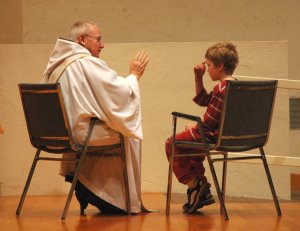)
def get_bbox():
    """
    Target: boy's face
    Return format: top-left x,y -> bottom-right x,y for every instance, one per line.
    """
206,59 -> 223,81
